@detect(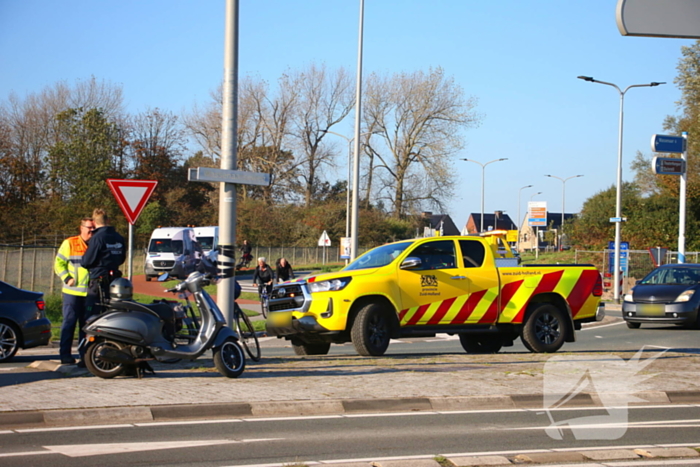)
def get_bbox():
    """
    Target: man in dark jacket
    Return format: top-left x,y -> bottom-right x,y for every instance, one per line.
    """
81,208 -> 126,314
